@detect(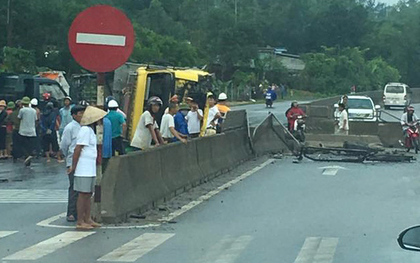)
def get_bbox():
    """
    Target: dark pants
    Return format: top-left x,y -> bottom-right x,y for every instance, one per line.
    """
112,136 -> 125,156
12,130 -> 22,159
67,171 -> 78,218
20,135 -> 36,158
